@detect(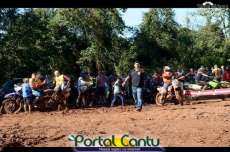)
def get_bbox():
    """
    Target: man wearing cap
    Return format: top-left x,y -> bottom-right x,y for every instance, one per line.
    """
122,62 -> 145,112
